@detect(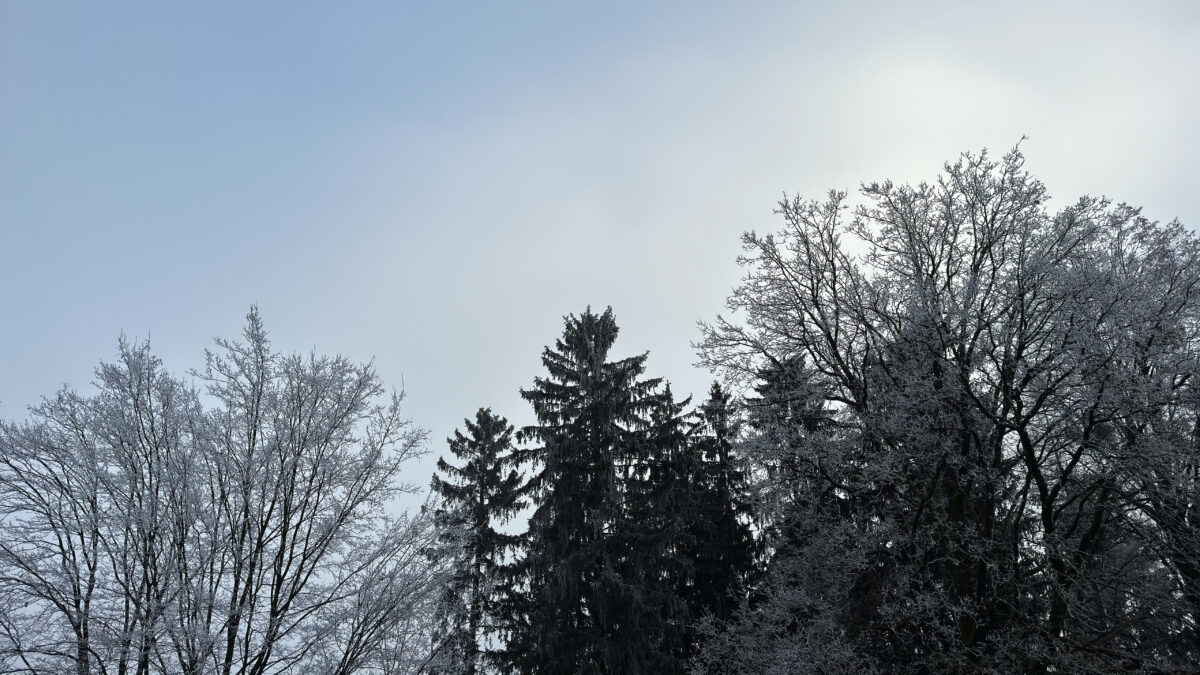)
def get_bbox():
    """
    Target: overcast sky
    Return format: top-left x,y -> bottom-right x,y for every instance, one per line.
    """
2,1 -> 1197,492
